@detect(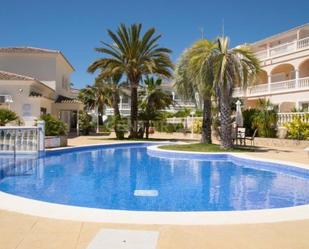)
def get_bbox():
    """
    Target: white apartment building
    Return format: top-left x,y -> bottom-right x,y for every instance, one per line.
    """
234,23 -> 309,112
105,81 -> 196,116
0,47 -> 83,130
